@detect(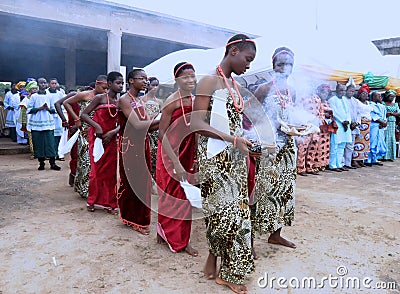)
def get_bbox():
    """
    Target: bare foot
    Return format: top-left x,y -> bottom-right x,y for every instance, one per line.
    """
105,208 -> 118,215
268,234 -> 296,248
203,253 -> 217,280
184,243 -> 198,256
215,276 -> 248,294
156,234 -> 166,245
132,226 -> 150,236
